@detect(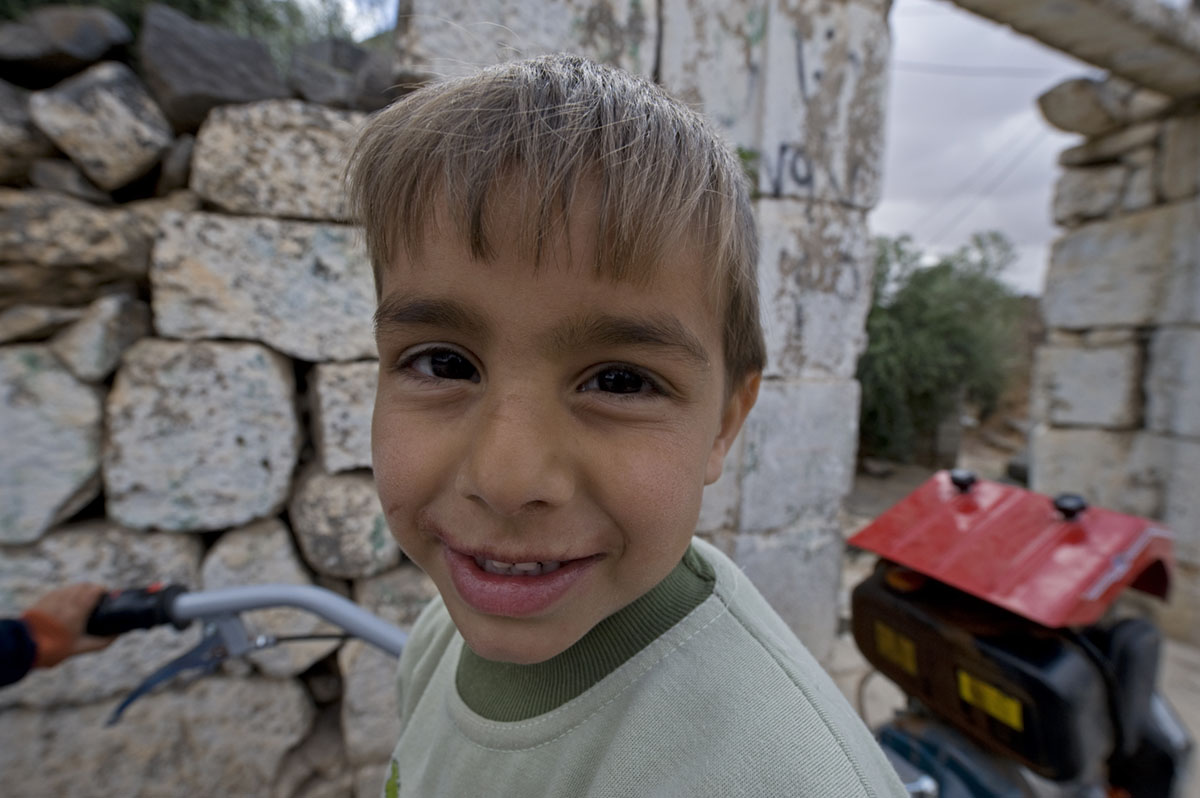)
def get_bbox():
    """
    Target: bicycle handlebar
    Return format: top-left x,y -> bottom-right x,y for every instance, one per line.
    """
173,585 -> 408,655
86,583 -> 408,656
